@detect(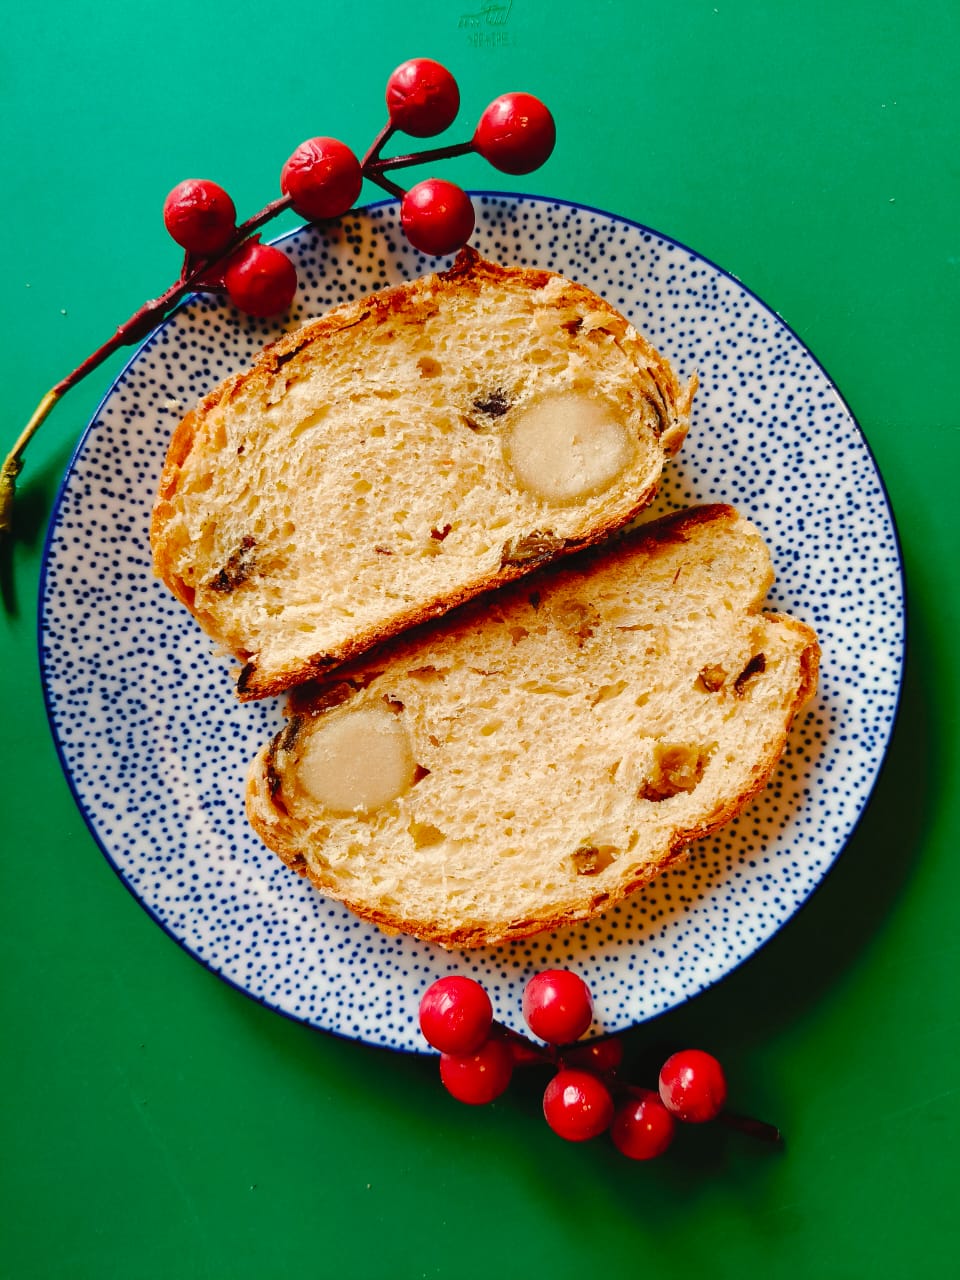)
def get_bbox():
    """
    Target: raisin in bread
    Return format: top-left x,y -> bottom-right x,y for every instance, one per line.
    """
246,505 -> 820,948
151,248 -> 695,700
